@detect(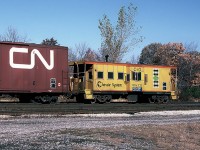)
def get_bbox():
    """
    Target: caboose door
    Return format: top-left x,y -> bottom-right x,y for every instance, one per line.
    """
126,66 -> 131,91
85,68 -> 93,90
